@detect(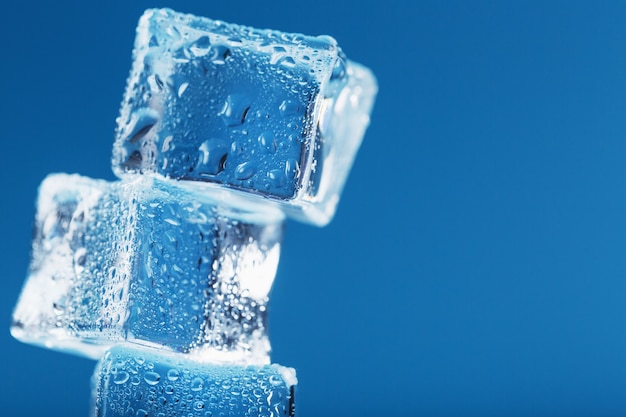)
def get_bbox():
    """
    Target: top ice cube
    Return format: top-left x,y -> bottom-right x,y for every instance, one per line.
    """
112,8 -> 376,226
